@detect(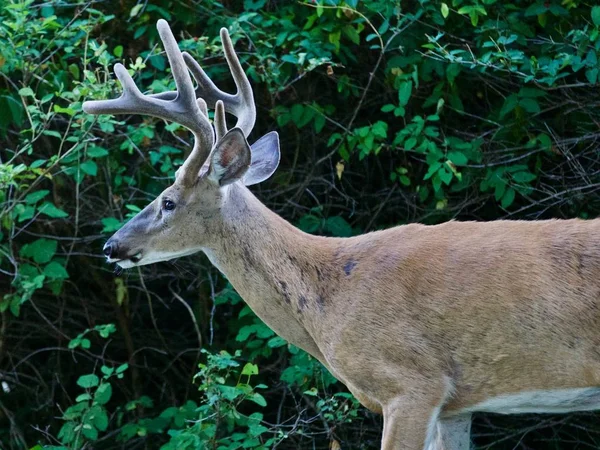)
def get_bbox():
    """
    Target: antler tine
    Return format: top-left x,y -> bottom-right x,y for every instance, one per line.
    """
214,100 -> 228,141
197,98 -> 209,118
179,28 -> 256,137
83,19 -> 215,186
142,28 -> 256,137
